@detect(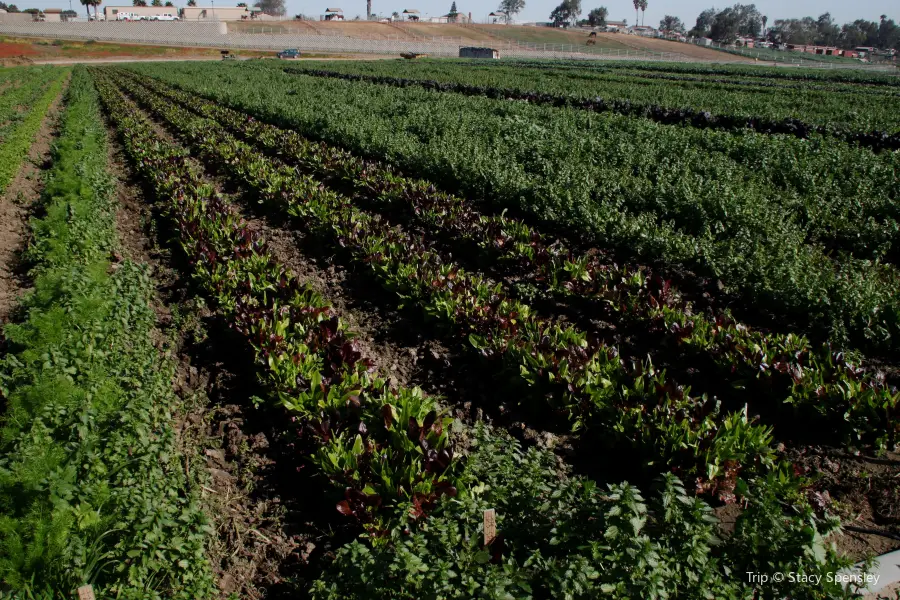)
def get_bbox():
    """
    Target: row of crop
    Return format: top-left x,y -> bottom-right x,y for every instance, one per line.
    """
278,64 -> 900,264
509,58 -> 900,86
98,70 -> 872,600
588,66 -> 900,96
0,69 -> 49,134
90,69 -> 849,599
502,61 -> 900,95
311,426 -> 855,600
281,61 -> 900,139
123,68 -> 900,452
0,67 -> 213,598
90,68 -> 463,531
0,67 -> 69,194
91,71 -> 861,600
123,62 -> 900,354
0,67 -> 60,127
109,68 -> 780,494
